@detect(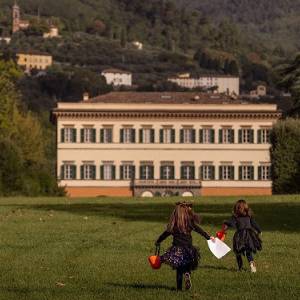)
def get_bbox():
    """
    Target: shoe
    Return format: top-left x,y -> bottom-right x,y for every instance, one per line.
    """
250,261 -> 257,273
184,273 -> 192,290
